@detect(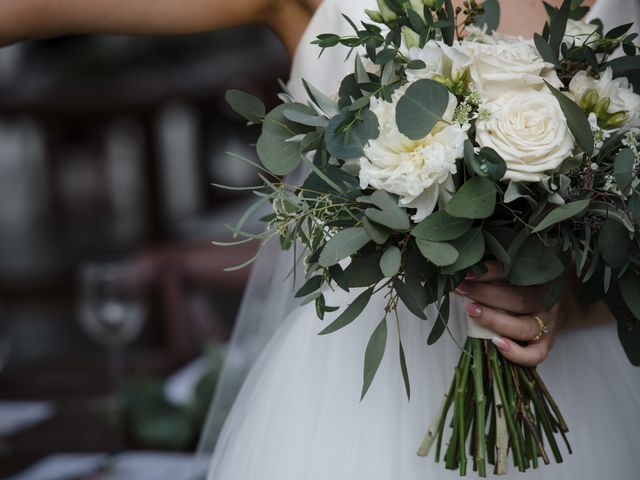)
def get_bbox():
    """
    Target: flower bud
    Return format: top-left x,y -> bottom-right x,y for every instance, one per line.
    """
364,9 -> 385,23
580,89 -> 598,111
402,26 -> 421,49
376,0 -> 398,21
409,0 -> 426,21
595,96 -> 611,118
602,111 -> 627,129
424,0 -> 438,8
